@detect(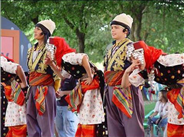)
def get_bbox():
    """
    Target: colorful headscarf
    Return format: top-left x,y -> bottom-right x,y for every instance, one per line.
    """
132,41 -> 166,70
49,36 -> 76,67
